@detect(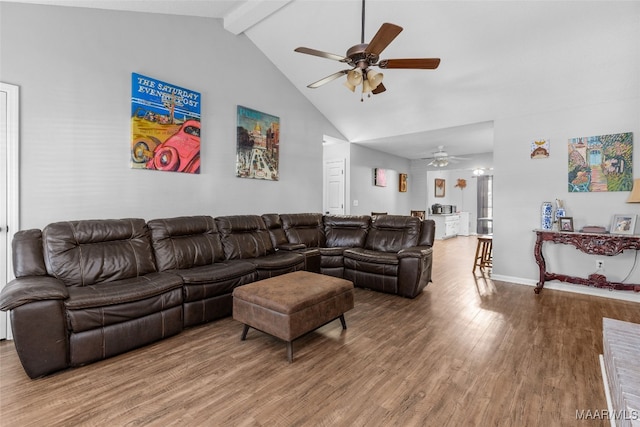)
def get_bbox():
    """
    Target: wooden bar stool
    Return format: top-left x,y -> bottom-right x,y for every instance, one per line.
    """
473,235 -> 493,272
